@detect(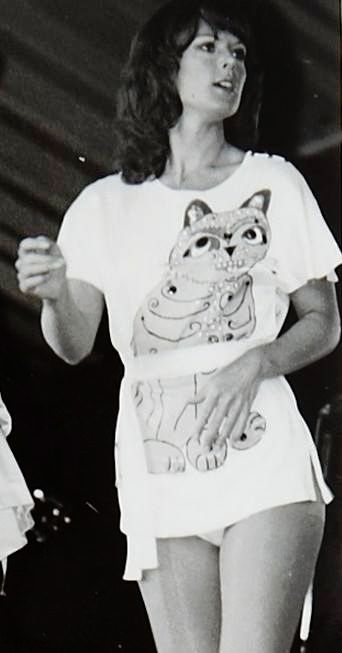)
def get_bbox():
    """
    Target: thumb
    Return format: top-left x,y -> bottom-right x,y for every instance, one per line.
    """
48,240 -> 63,257
34,236 -> 62,258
